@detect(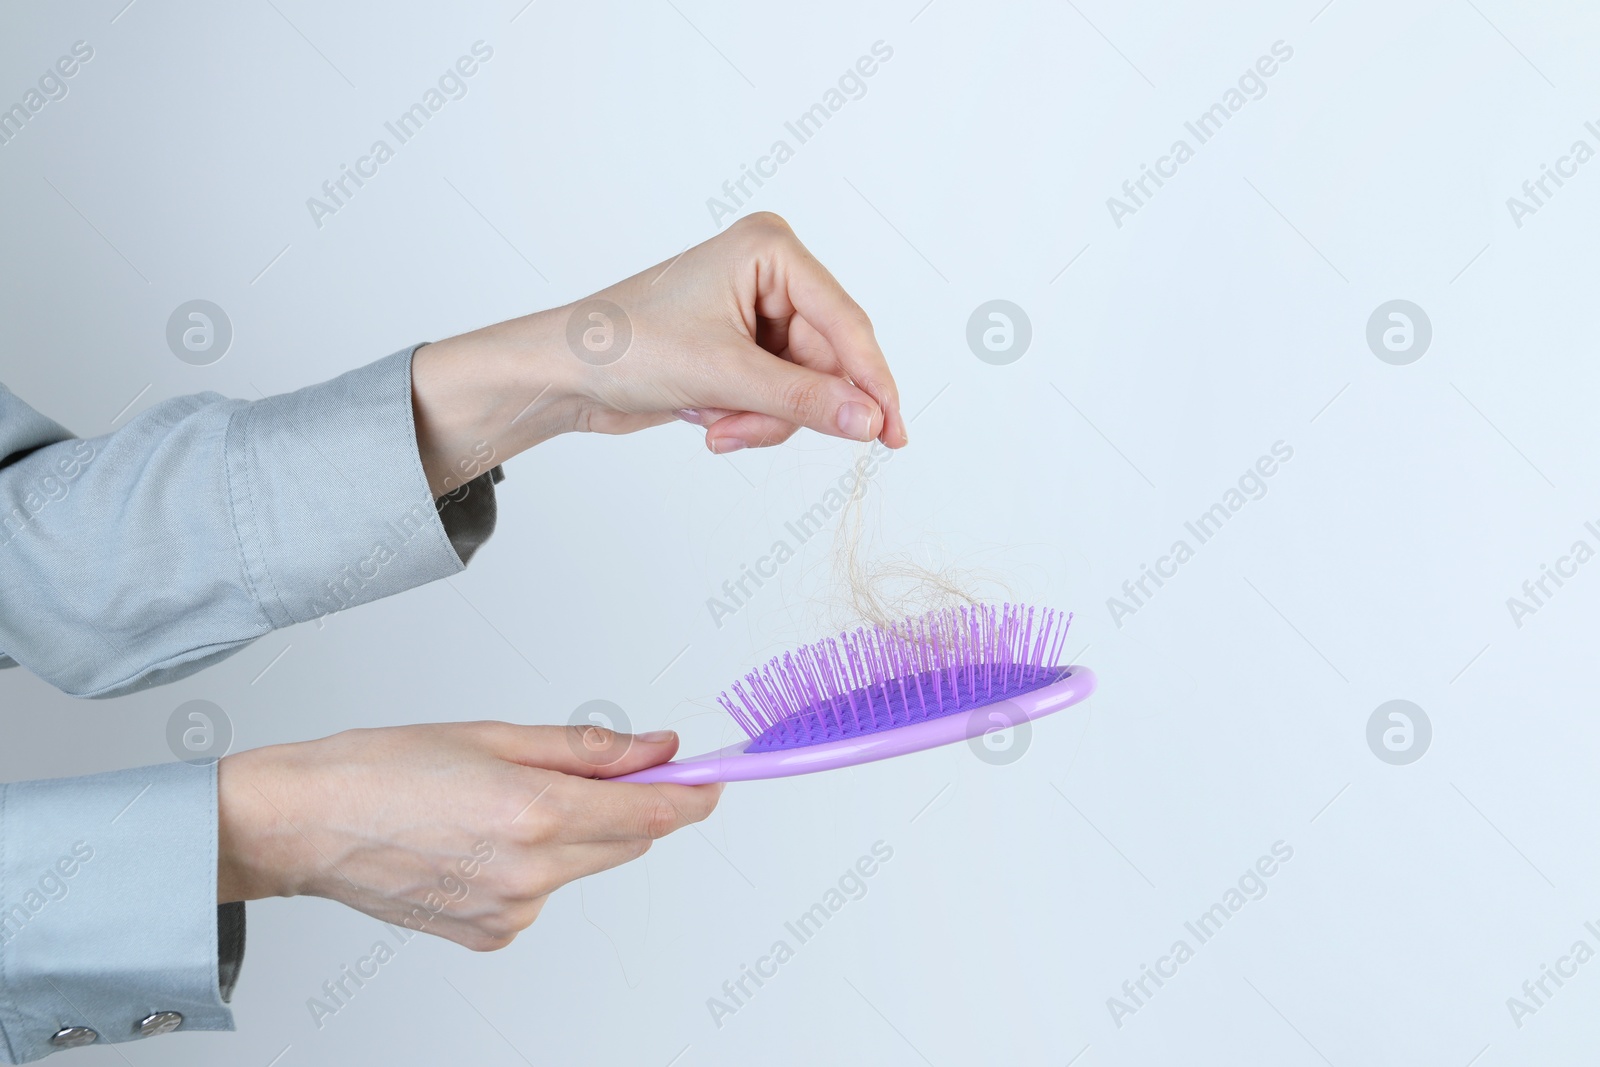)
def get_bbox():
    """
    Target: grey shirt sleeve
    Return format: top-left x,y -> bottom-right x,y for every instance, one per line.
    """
0,344 -> 500,697
0,763 -> 237,1063
0,345 -> 500,1060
